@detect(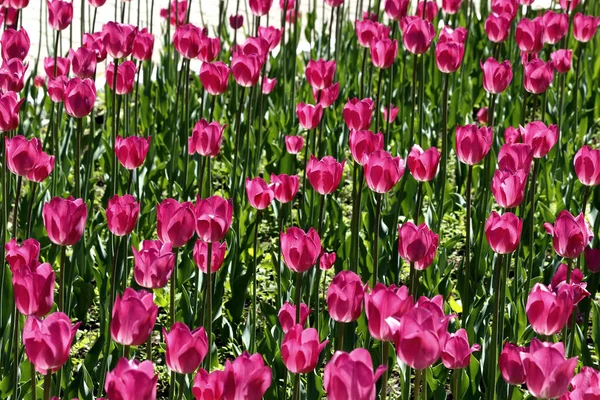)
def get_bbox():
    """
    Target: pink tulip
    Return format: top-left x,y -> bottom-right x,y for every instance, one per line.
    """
397,221 -> 439,270
111,287 -> 158,346
106,194 -> 140,237
258,26 -> 282,50
364,283 -> 413,341
435,39 -> 465,73
115,135 -> 151,169
44,56 -> 70,78
383,105 -> 399,123
64,78 -> 96,118
574,145 -> 600,186
307,155 -> 345,195
0,58 -> 28,93
499,343 -> 527,385
327,271 -> 365,322
521,339 -> 578,399
349,129 -> 383,165
566,367 -> 600,399
314,83 -> 340,107
285,135 -> 305,155
364,150 -> 404,193
194,196 -> 234,243
193,240 -> 227,274
160,0 -> 187,26
42,197 -> 87,246
407,144 -> 440,182
238,36 -> 270,63
491,169 -> 527,208
249,0 -> 273,16
438,25 -> 467,44
229,14 -> 244,29
400,16 -> 436,54
559,0 -> 579,10
23,312 -> 80,374
246,177 -> 275,210
416,1 -> 439,22
516,17 -> 544,53
296,102 -> 323,130
355,20 -> 390,48
280,227 -> 322,273
519,121 -> 558,158
220,352 -> 272,399
343,98 -> 374,131
172,23 -> 202,59
281,324 -> 328,374
156,198 -> 196,247
455,124 -> 494,165
5,135 -> 50,178
5,238 -> 39,271
270,173 -> 300,203
485,13 -> 512,43
526,283 -> 577,336
198,36 -> 221,63
188,119 -> 225,157
105,358 -> 158,400
231,53 -> 262,87
102,22 -> 137,59
132,28 -> 154,61
199,62 -> 230,95
132,240 -> 175,289
485,211 -> 522,254
370,38 -> 398,69
192,368 -> 226,399
481,57 -> 513,94
491,0 -> 518,20
164,322 -> 208,374
69,47 -> 97,79
477,107 -> 489,125
319,252 -> 336,270
542,11 -> 568,45
47,0 -> 73,30
83,32 -> 107,62
441,329 -> 480,369
0,91 -> 23,131
278,302 -> 310,333
544,210 -> 592,259
324,349 -> 386,400
384,0 -> 409,21
107,60 -> 136,95
442,0 -> 462,14
523,58 -> 554,94
1,28 -> 30,61
504,126 -> 521,144
551,49 -> 572,74
262,77 -> 276,94
573,13 -> 600,43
